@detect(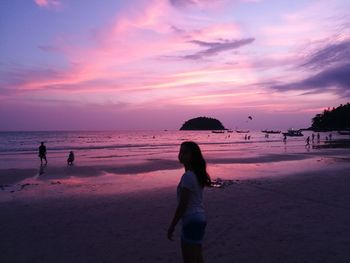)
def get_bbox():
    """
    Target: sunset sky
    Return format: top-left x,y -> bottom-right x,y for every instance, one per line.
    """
1,0 -> 349,131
